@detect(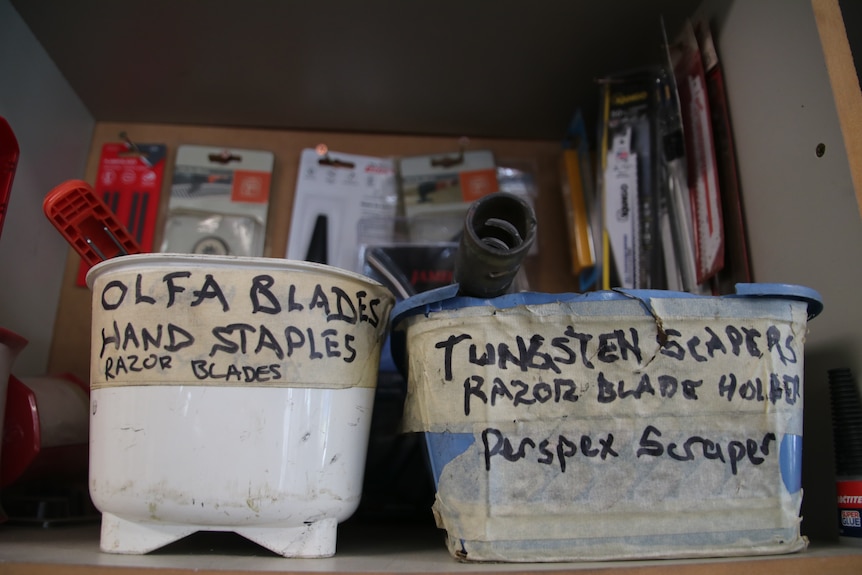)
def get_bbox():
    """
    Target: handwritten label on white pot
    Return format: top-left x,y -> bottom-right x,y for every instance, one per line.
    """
90,265 -> 392,389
